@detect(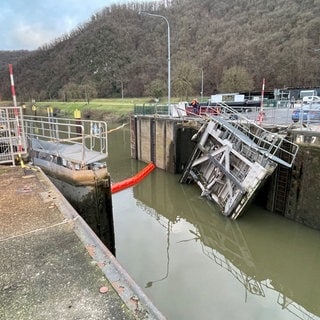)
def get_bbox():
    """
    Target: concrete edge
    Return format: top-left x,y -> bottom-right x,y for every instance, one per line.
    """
36,167 -> 166,320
